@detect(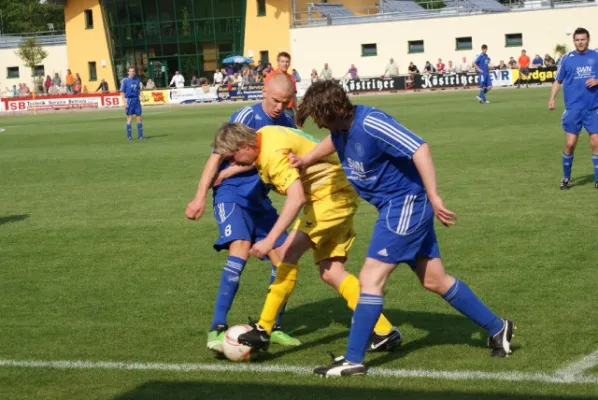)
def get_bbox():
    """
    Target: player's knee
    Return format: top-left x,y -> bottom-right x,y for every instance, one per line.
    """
228,240 -> 251,258
420,274 -> 451,294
